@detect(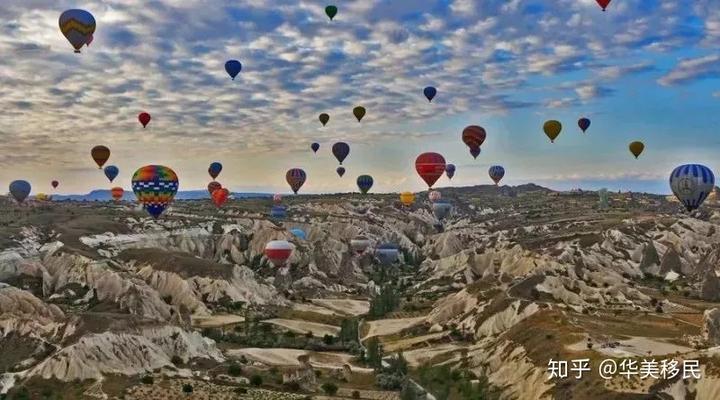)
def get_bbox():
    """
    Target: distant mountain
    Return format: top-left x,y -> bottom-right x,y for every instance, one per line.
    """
52,190 -> 271,202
